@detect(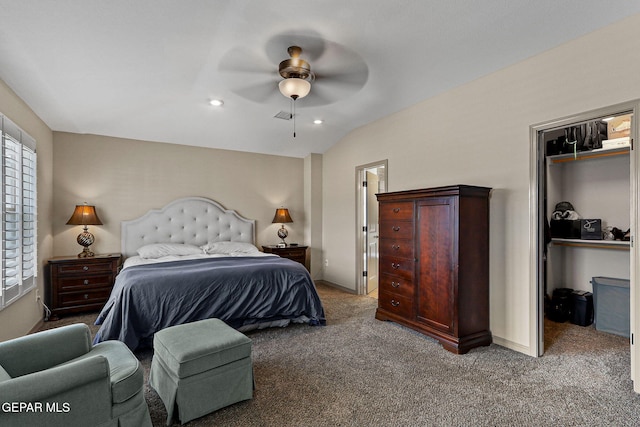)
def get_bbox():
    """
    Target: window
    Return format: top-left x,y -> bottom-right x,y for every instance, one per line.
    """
1,113 -> 37,310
